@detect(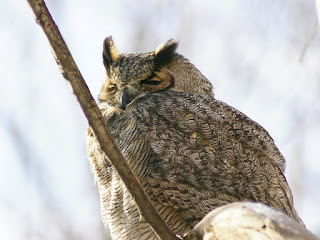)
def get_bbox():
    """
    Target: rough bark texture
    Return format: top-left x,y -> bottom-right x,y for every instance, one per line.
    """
184,202 -> 319,240
26,1 -> 177,239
